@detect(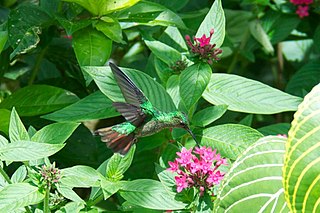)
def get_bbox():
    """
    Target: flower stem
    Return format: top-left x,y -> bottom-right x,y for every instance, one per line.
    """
43,187 -> 50,213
